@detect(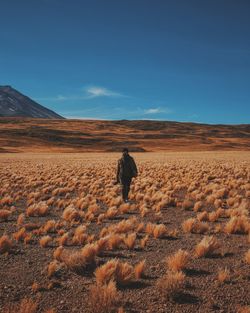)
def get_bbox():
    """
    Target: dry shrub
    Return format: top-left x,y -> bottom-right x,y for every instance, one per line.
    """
208,211 -> 219,222
81,243 -> 97,264
0,235 -> 12,254
17,213 -> 25,225
43,220 -> 56,233
26,201 -> 49,217
136,222 -> 144,233
0,209 -> 12,221
47,261 -> 60,278
156,271 -> 185,300
40,235 -> 52,248
134,260 -> 146,279
166,249 -> 190,272
57,233 -> 69,246
106,207 -> 118,219
62,250 -> 87,272
123,233 -> 136,250
13,227 -> 27,242
224,216 -> 250,234
4,298 -> 38,313
89,281 -> 120,313
108,234 -> 124,250
197,211 -> 209,222
193,201 -> 202,212
53,246 -> 64,261
140,235 -> 149,249
217,267 -> 230,284
153,224 -> 167,238
195,236 -> 220,258
182,218 -> 209,234
95,259 -> 134,286
145,223 -> 156,236
244,250 -> 250,264
182,199 -> 193,210
72,225 -> 87,245
62,205 -> 80,222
